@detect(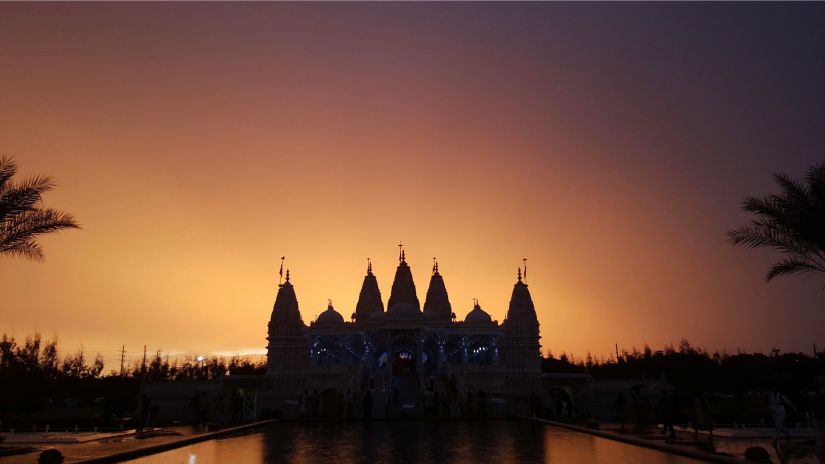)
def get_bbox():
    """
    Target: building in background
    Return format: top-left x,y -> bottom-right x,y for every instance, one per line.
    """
264,247 -> 561,417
